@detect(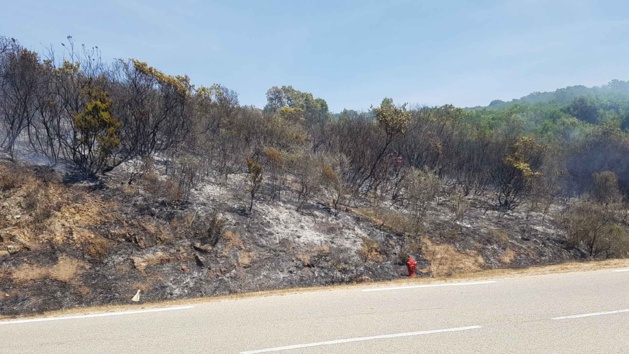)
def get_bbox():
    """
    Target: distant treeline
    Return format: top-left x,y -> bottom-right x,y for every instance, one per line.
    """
1,36 -> 628,209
